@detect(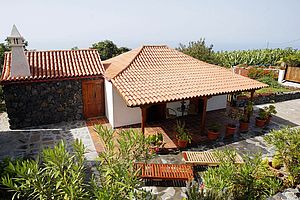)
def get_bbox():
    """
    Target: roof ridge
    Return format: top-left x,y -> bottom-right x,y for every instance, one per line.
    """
142,44 -> 167,47
105,46 -> 144,80
4,49 -> 98,54
26,49 -> 97,53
